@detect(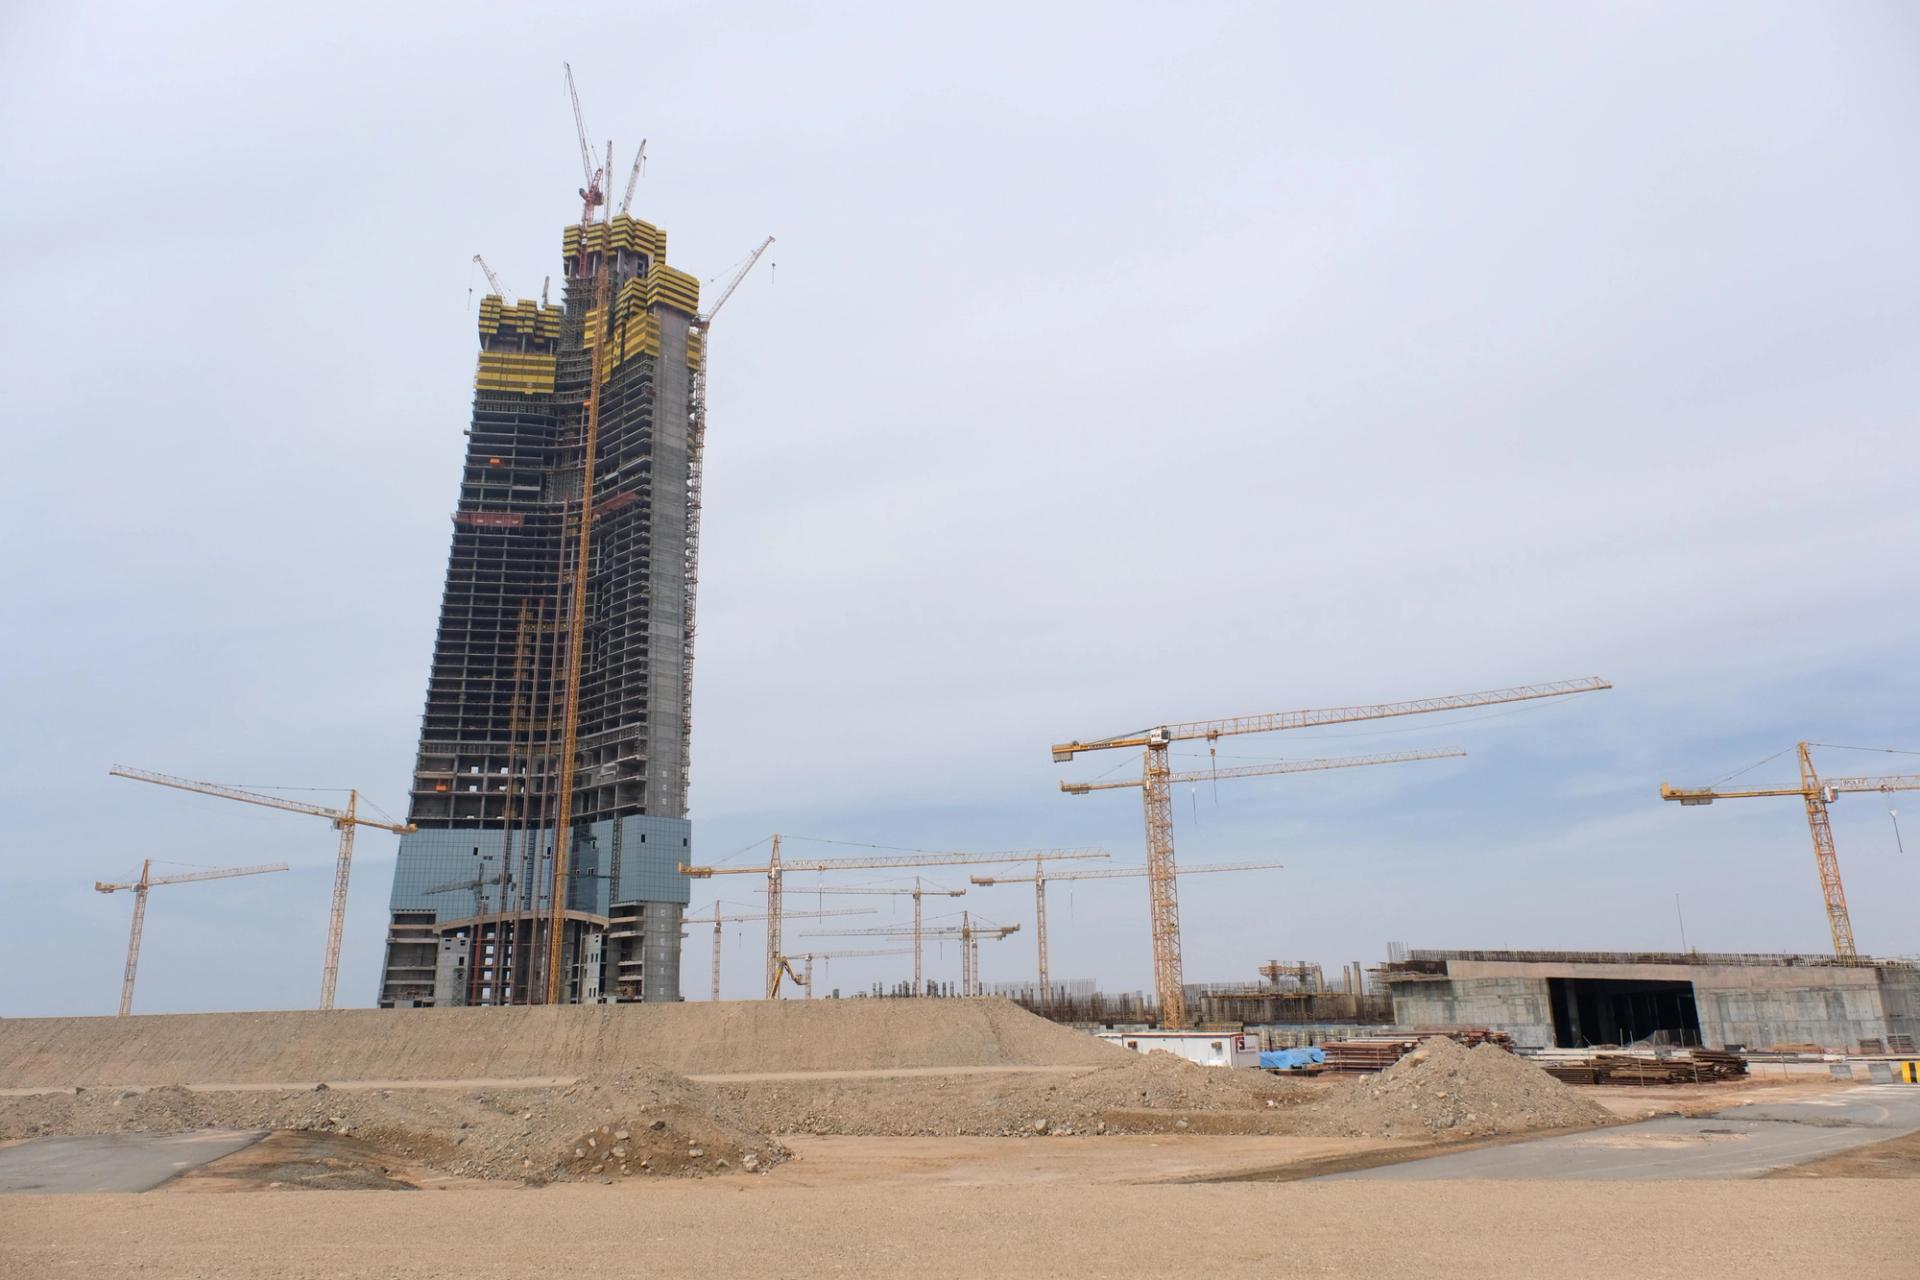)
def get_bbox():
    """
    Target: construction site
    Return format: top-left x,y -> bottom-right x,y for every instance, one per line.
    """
6,19 -> 1917,1280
